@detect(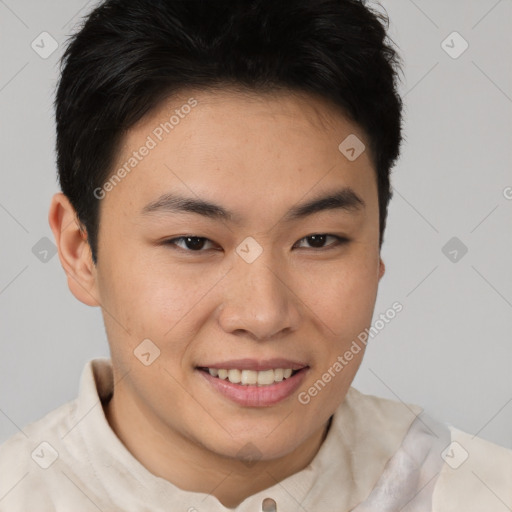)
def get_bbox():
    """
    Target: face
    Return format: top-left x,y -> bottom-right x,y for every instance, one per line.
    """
59,88 -> 384,462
